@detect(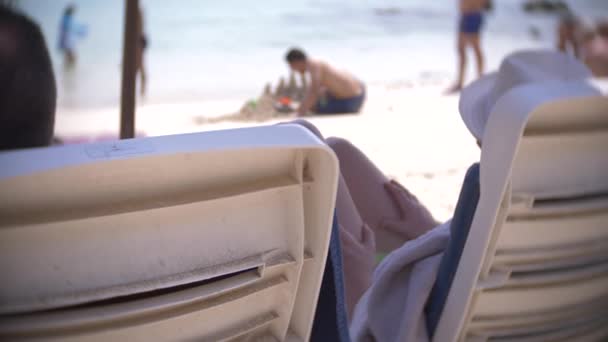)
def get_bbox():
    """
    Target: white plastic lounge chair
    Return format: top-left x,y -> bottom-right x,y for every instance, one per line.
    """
0,125 -> 339,341
429,81 -> 608,342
